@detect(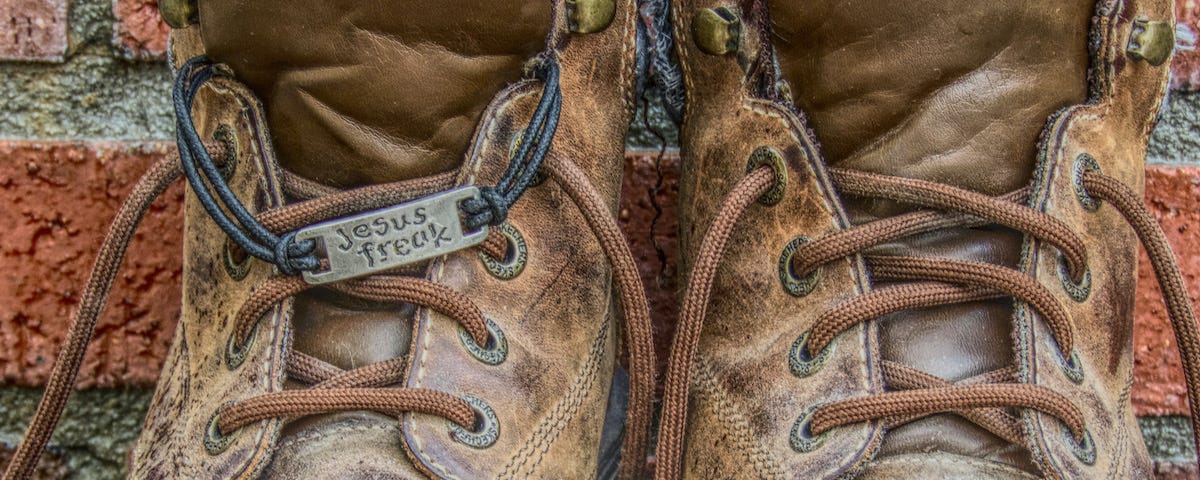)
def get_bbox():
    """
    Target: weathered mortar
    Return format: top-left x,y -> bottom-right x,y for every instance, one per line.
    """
0,0 -> 171,140
1149,91 -> 1200,164
0,389 -> 149,480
